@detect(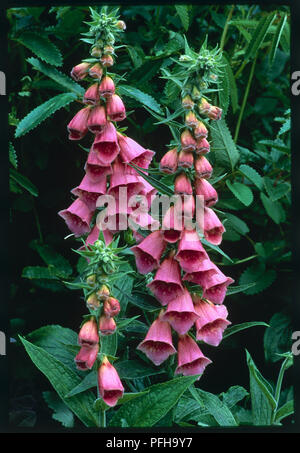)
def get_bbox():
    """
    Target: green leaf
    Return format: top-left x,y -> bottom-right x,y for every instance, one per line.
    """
66,371 -> 97,398
30,241 -> 73,278
196,389 -> 238,426
100,333 -> 117,357
223,55 -> 238,113
43,391 -> 74,428
126,292 -> 159,312
94,391 -> 149,412
263,177 -> 290,202
260,192 -> 285,224
239,263 -> 276,295
118,85 -> 161,114
109,375 -> 199,427
22,266 -> 58,280
10,168 -> 38,197
114,360 -> 164,380
223,322 -> 269,340
17,32 -> 62,66
244,12 -> 276,62
201,238 -> 233,263
225,283 -> 256,295
175,5 -> 189,31
246,350 -> 276,425
128,164 -> 173,197
239,164 -> 264,190
28,57 -> 84,96
280,20 -> 290,54
221,386 -> 249,408
269,14 -> 288,65
225,212 -> 249,235
113,275 -> 134,317
264,312 -> 292,363
275,400 -> 294,423
226,181 -> 253,206
15,92 -> 77,138
211,118 -> 240,170
20,336 -> 99,427
9,142 -> 18,169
